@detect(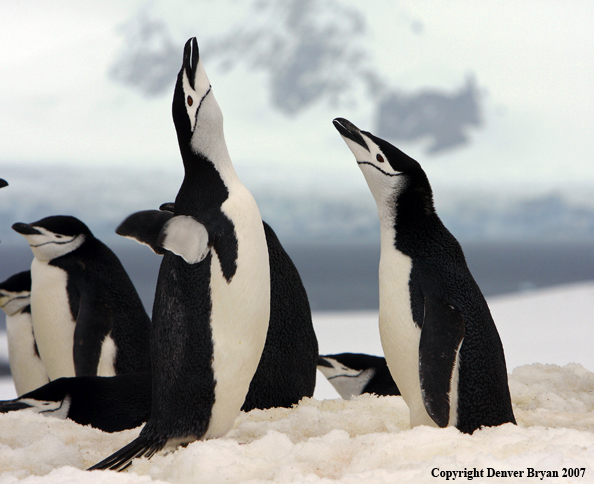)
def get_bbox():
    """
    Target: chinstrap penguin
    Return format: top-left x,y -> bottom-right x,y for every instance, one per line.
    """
117,207 -> 318,412
90,37 -> 271,471
317,353 -> 399,399
0,372 -> 151,432
11,216 -> 151,380
0,271 -> 49,395
333,118 -> 515,434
